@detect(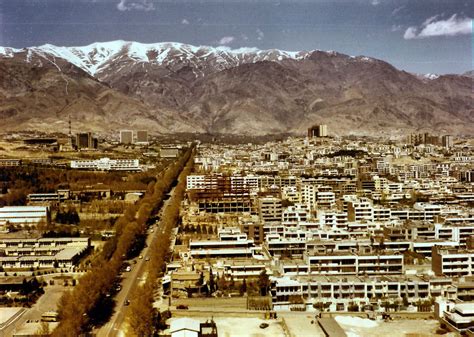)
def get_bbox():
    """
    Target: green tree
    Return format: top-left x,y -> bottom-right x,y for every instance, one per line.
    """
209,268 -> 215,294
240,279 -> 247,295
258,270 -> 270,296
